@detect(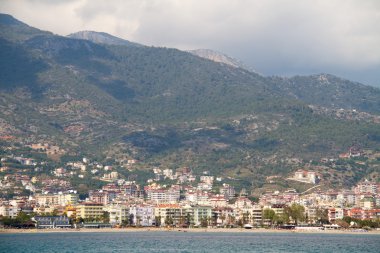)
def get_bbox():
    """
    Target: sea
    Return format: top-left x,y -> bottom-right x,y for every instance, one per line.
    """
1,231 -> 379,253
